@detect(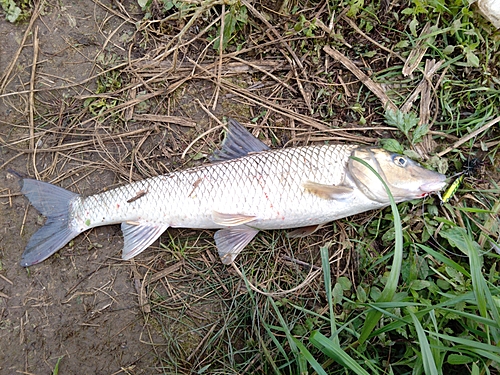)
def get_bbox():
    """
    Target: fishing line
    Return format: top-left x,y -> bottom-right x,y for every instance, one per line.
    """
231,261 -> 325,297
